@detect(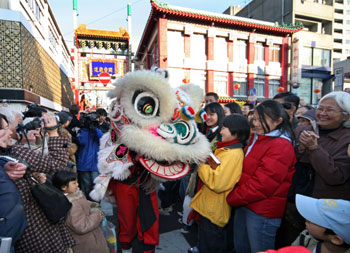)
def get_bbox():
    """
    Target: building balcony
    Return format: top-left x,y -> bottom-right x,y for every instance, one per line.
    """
334,12 -> 344,20
334,42 -> 343,49
334,3 -> 344,10
333,32 -> 344,40
294,1 -> 334,21
333,51 -> 343,60
334,22 -> 344,30
296,31 -> 333,49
